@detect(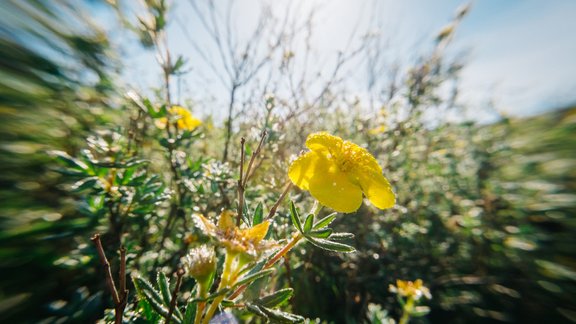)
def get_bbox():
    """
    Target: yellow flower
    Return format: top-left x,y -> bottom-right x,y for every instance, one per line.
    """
368,125 -> 387,135
389,279 -> 432,300
193,211 -> 275,258
156,105 -> 202,131
288,132 -> 395,213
